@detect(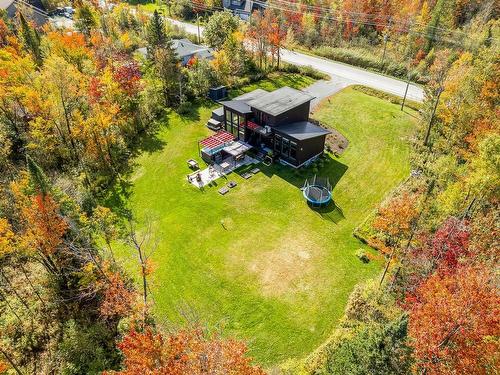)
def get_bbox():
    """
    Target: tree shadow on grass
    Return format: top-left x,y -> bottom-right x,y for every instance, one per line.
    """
98,116 -> 172,216
102,176 -> 134,219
